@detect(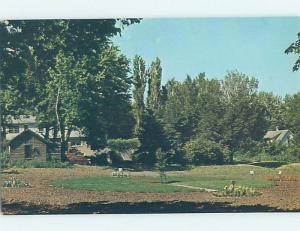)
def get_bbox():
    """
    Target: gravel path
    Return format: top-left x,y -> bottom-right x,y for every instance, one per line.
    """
170,183 -> 217,192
